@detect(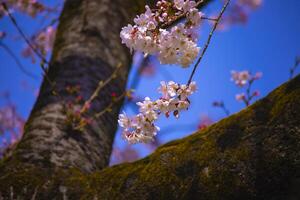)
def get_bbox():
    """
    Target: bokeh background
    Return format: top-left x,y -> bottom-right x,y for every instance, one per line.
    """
1,0 -> 299,165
